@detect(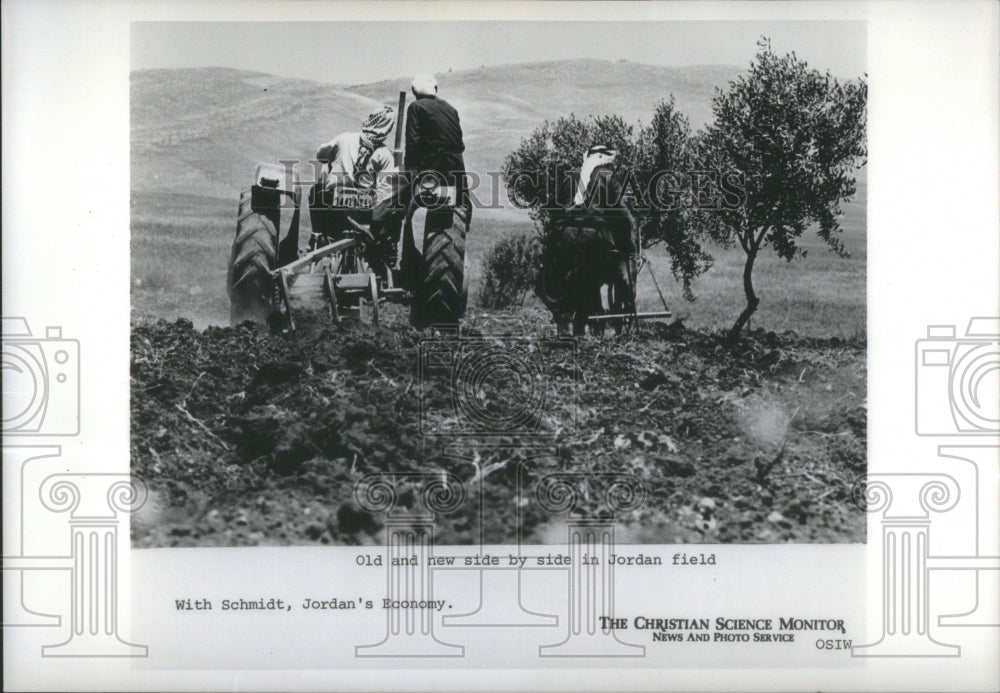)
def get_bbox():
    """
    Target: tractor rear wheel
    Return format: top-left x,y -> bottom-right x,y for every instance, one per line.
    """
228,192 -> 278,325
412,206 -> 468,328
